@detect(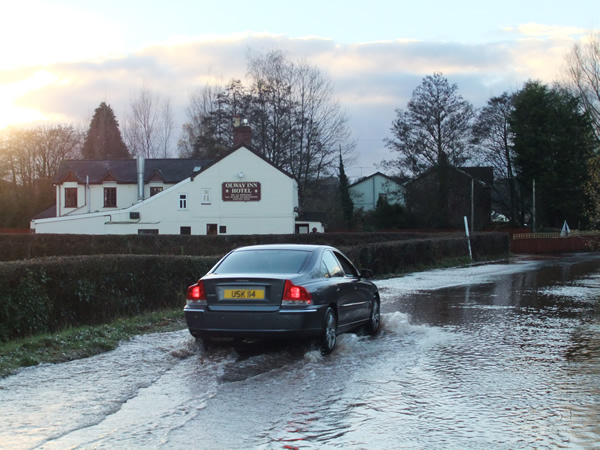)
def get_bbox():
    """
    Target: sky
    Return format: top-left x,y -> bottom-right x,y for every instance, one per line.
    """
1,0 -> 598,179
